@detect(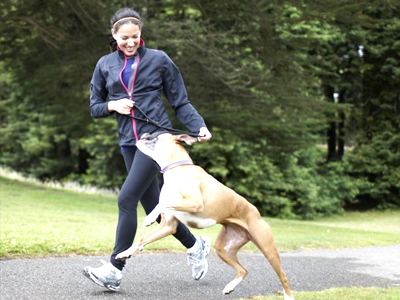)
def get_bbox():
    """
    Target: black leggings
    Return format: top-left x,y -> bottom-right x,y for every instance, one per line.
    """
110,147 -> 196,270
